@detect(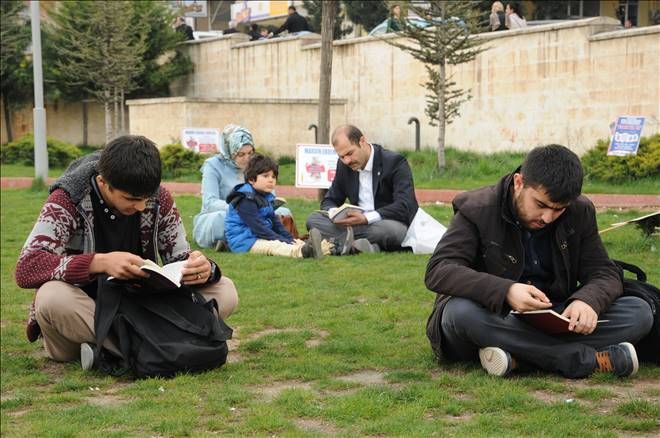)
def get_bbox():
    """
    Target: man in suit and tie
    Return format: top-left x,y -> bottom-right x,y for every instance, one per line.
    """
305,125 -> 418,252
